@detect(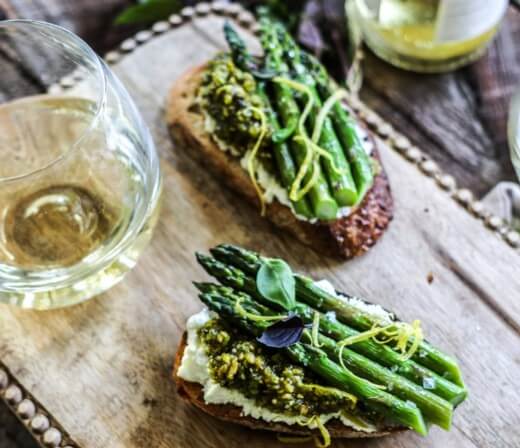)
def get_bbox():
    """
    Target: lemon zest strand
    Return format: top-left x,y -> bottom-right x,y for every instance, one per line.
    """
273,77 -> 316,201
340,411 -> 373,430
337,327 -> 385,347
312,416 -> 331,448
311,88 -> 348,143
294,416 -> 312,426
293,137 -> 352,200
339,320 -> 424,362
406,320 -> 423,361
308,139 -> 349,176
291,136 -> 321,201
289,136 -> 315,201
246,106 -> 268,216
372,321 -> 424,361
234,297 -> 287,322
337,343 -> 386,390
273,78 -> 351,200
273,77 -> 315,138
311,311 -> 323,348
294,416 -> 331,448
298,157 -> 321,199
309,87 -> 351,176
295,135 -> 347,185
